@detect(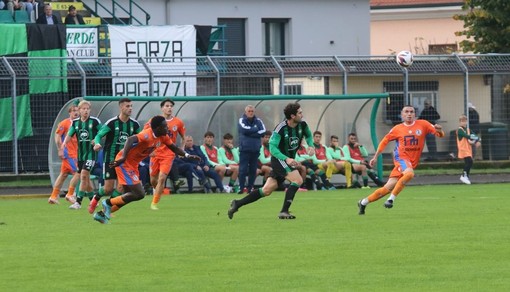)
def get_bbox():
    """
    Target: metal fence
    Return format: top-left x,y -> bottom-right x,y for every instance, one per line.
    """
1,54 -> 510,174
